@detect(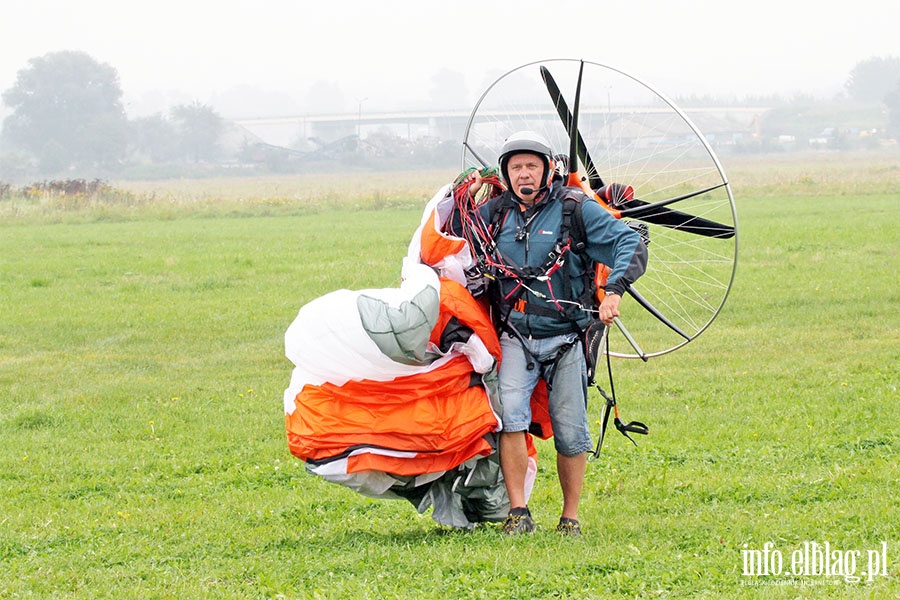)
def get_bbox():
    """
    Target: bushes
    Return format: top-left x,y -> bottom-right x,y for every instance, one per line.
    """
0,178 -> 141,217
4,178 -> 133,201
